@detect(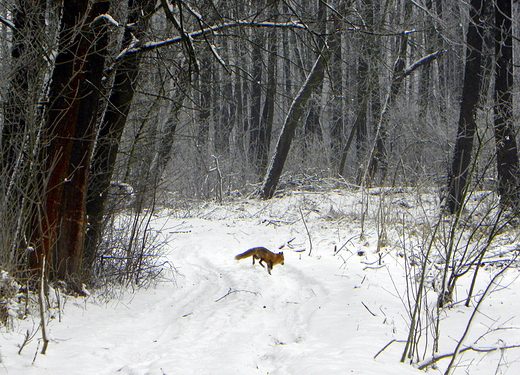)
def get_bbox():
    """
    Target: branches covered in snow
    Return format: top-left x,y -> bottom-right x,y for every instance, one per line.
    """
115,20 -> 307,61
